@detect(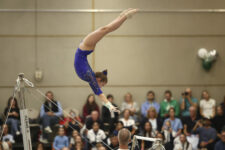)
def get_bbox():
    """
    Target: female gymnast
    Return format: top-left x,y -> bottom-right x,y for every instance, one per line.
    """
74,8 -> 138,112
